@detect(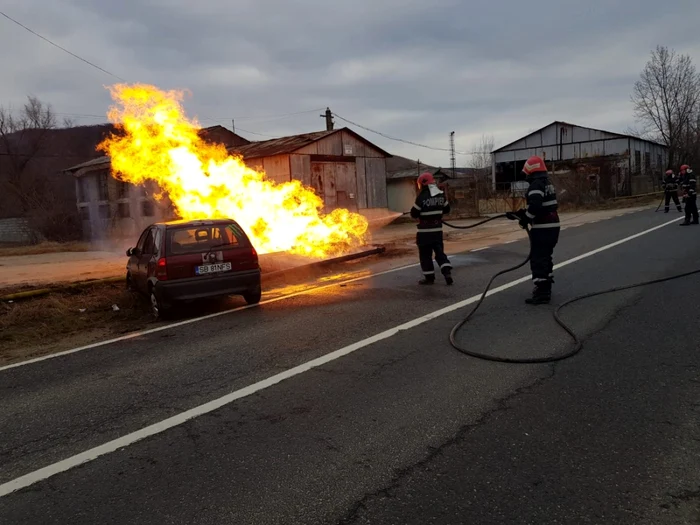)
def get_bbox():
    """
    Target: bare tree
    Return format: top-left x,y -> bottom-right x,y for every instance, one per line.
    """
0,96 -> 57,214
632,45 -> 700,167
469,134 -> 495,173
